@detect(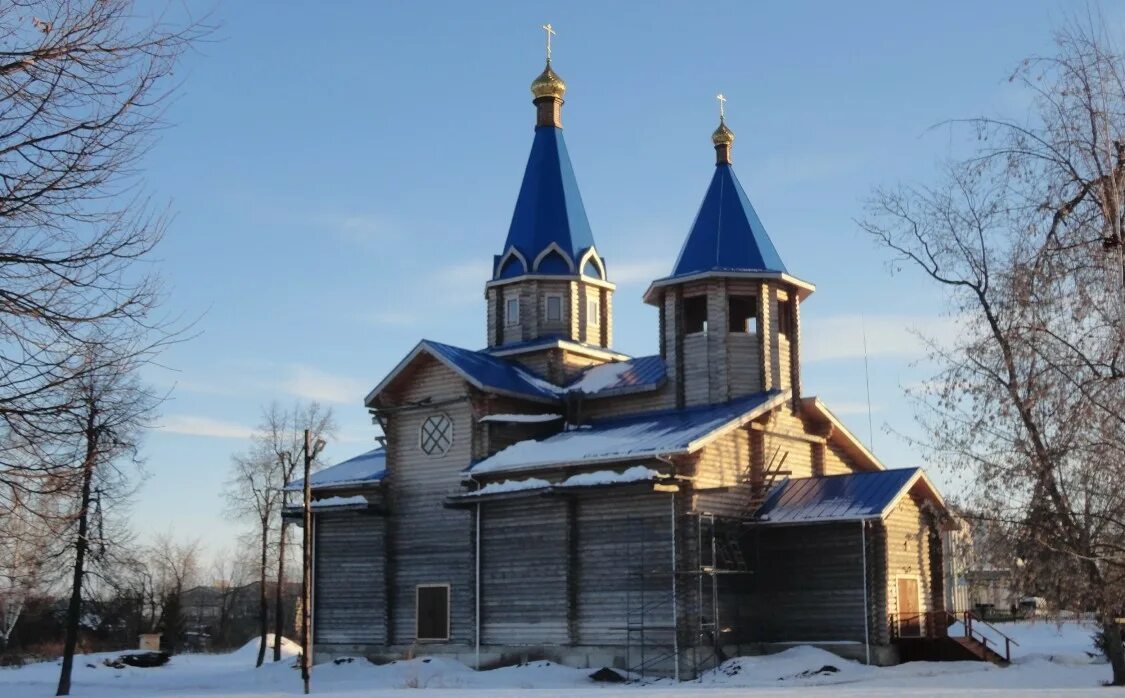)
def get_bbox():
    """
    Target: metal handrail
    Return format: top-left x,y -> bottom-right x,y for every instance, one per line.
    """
963,610 -> 1019,662
891,610 -> 1020,663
